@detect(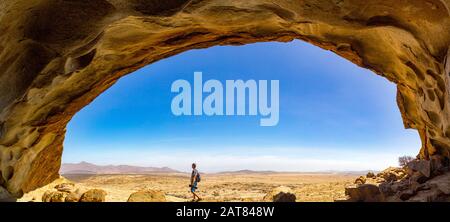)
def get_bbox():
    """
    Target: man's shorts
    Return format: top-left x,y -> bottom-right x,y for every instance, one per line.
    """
191,181 -> 198,192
